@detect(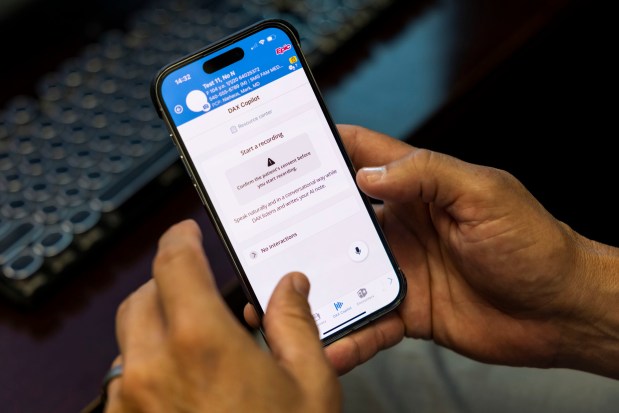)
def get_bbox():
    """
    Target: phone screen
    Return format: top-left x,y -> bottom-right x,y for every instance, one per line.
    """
152,20 -> 405,344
